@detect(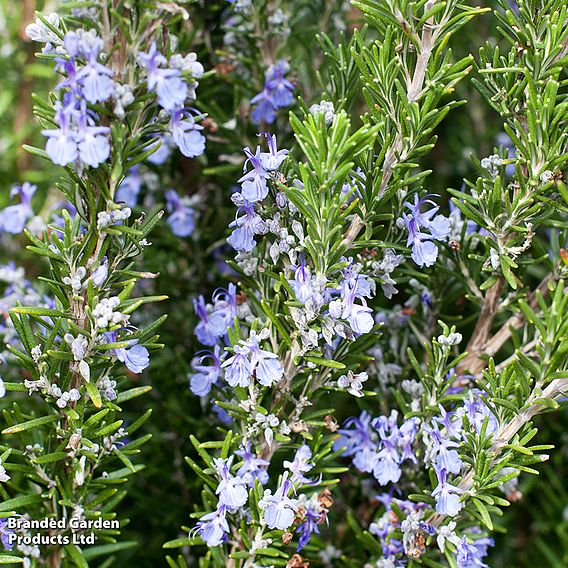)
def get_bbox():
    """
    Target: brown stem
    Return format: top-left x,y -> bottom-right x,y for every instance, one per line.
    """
457,278 -> 504,375
47,547 -> 62,568
482,274 -> 554,359
342,6 -> 436,248
459,273 -> 555,375
15,0 -> 36,174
